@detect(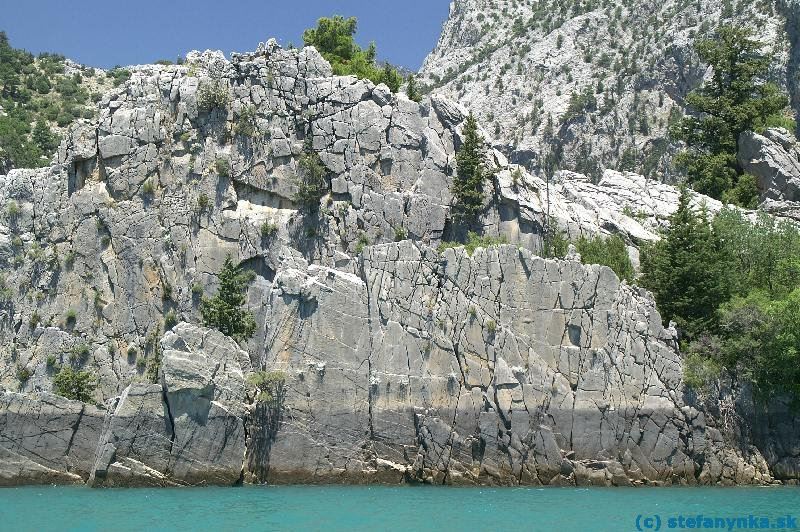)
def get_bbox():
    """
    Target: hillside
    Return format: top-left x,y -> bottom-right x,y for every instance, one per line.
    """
419,0 -> 796,180
0,32 -> 125,172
